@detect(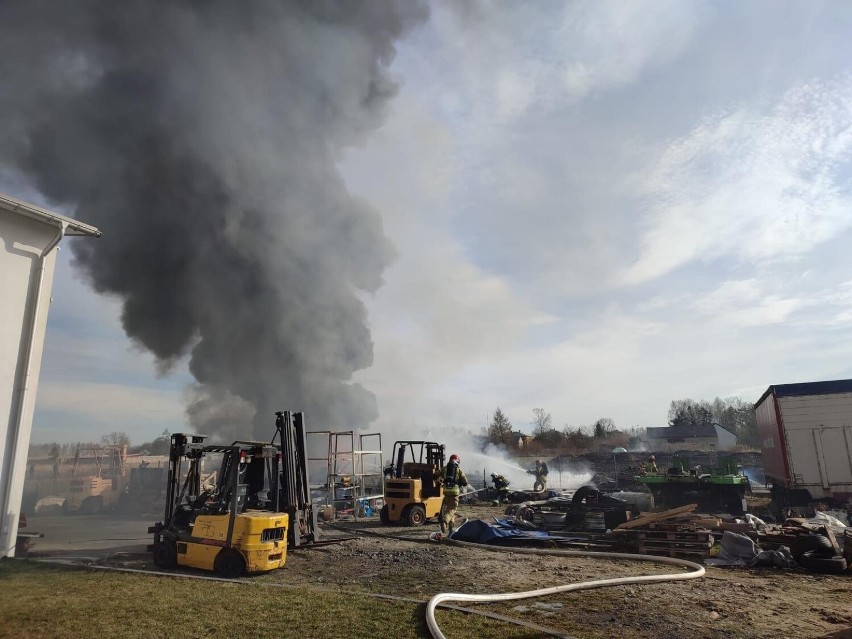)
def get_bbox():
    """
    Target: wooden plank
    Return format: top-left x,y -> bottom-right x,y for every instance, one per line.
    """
637,546 -> 709,558
635,539 -> 713,549
633,531 -> 713,541
822,525 -> 842,556
689,518 -> 724,528
616,504 -> 698,530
